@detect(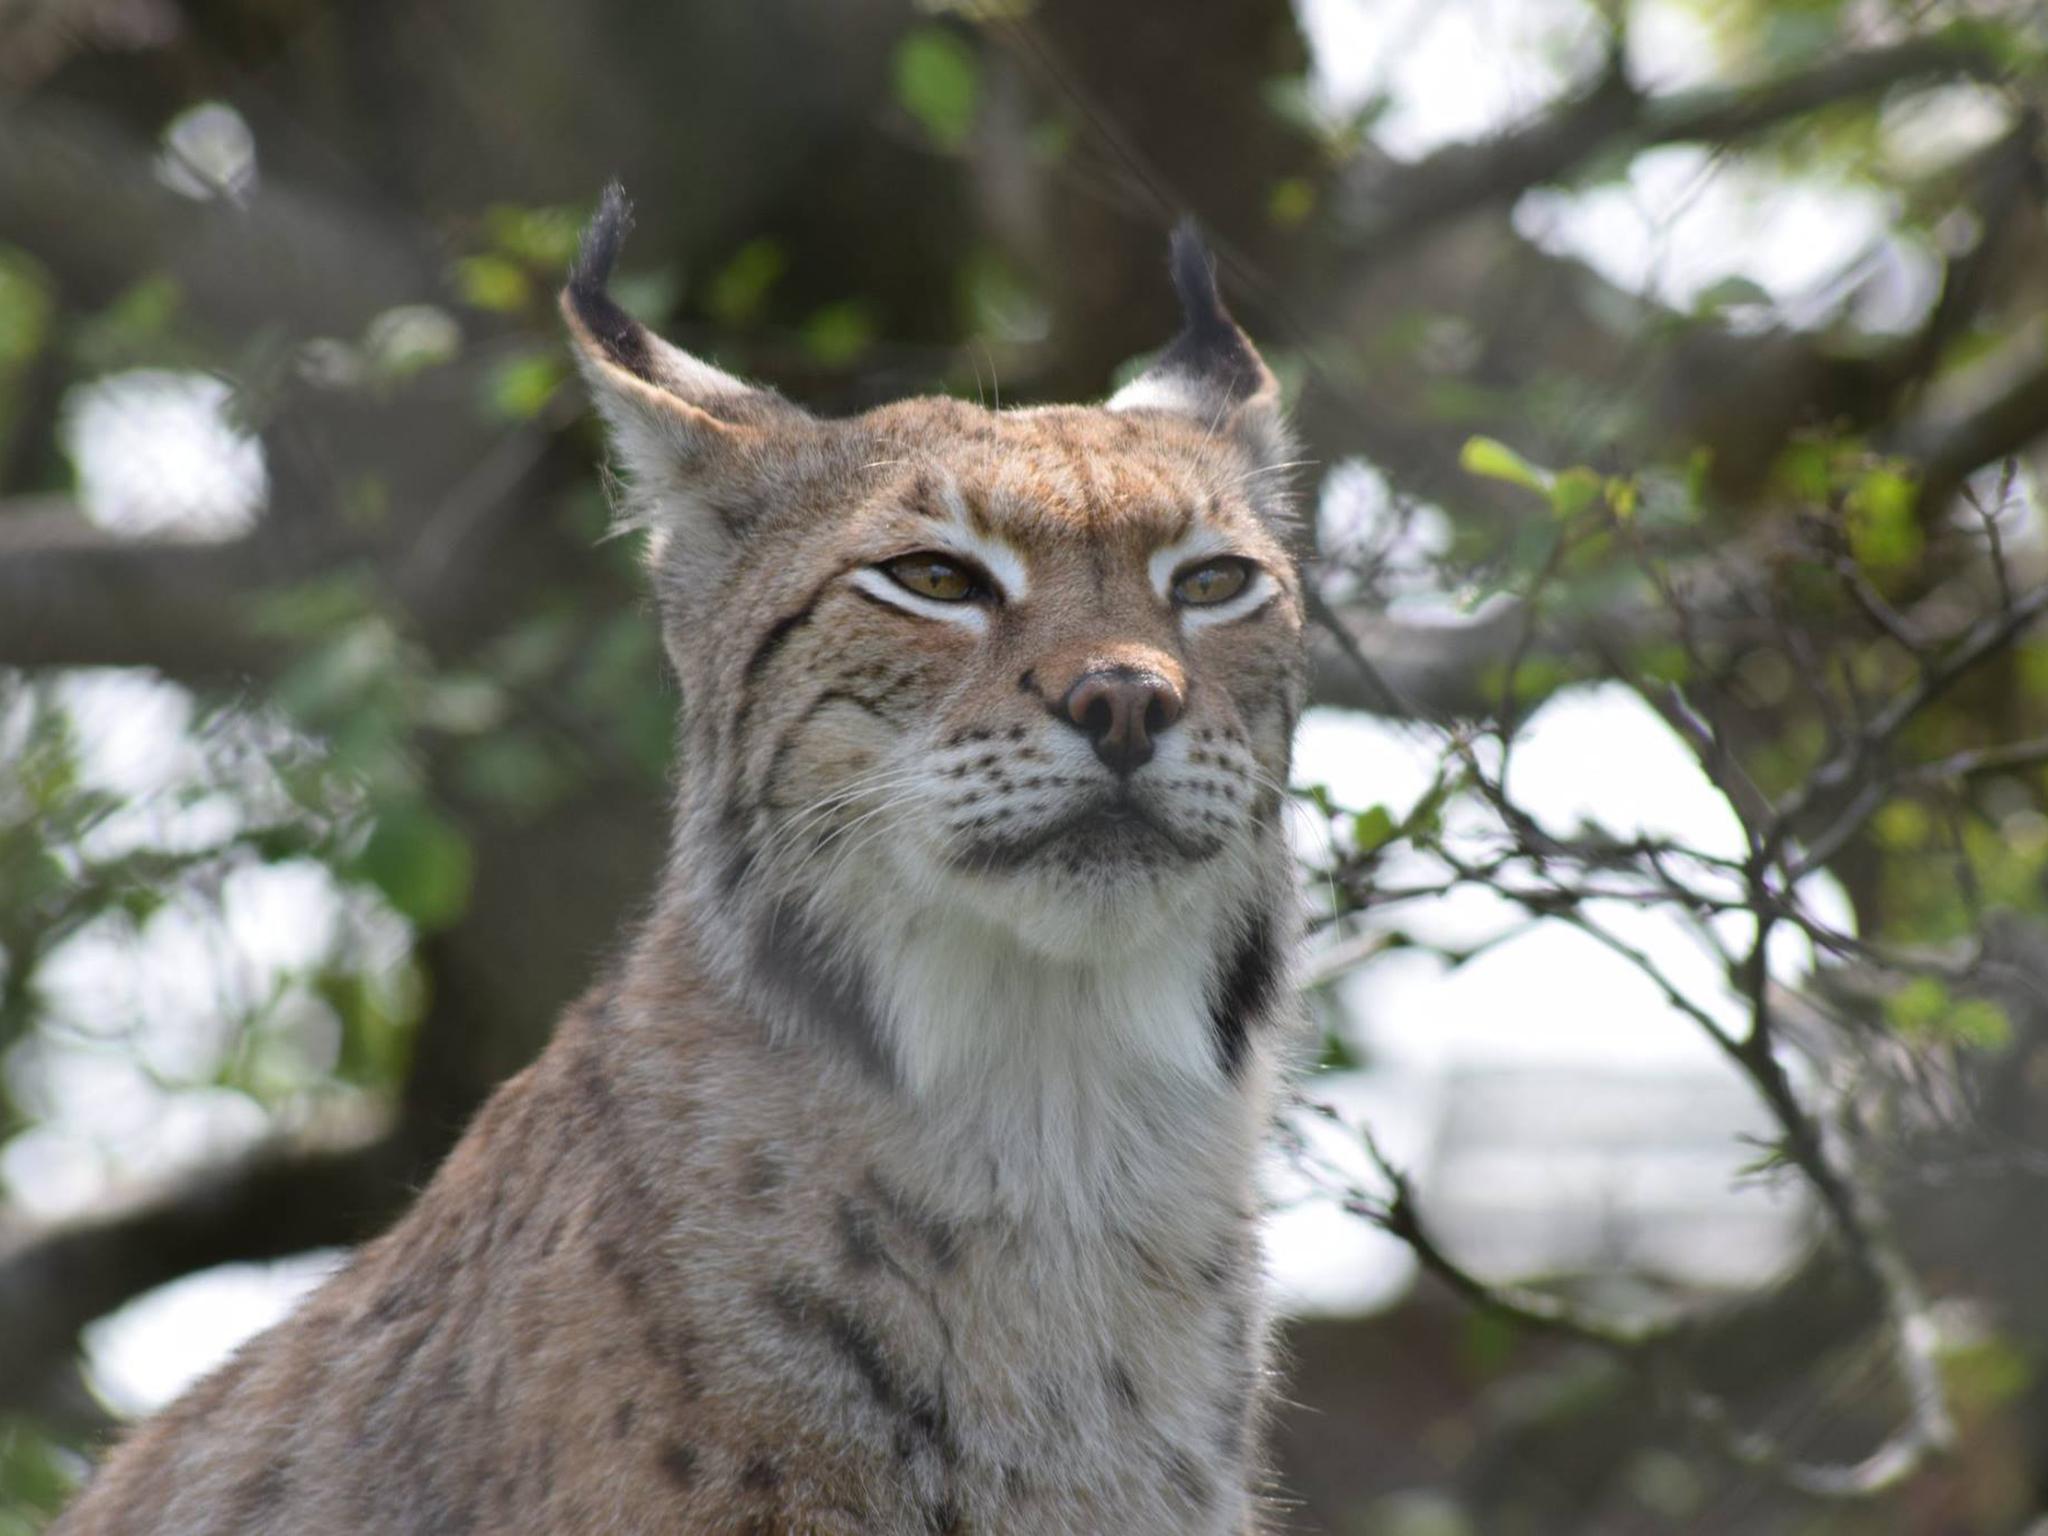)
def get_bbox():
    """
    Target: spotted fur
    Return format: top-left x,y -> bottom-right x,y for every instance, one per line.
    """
53,186 -> 1309,1536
